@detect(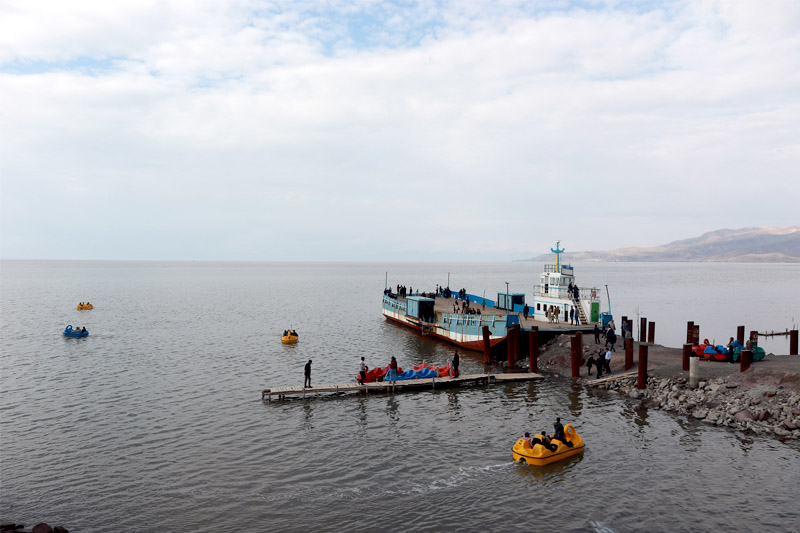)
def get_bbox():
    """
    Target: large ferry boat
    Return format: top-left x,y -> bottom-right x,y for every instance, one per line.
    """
381,242 -> 609,352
